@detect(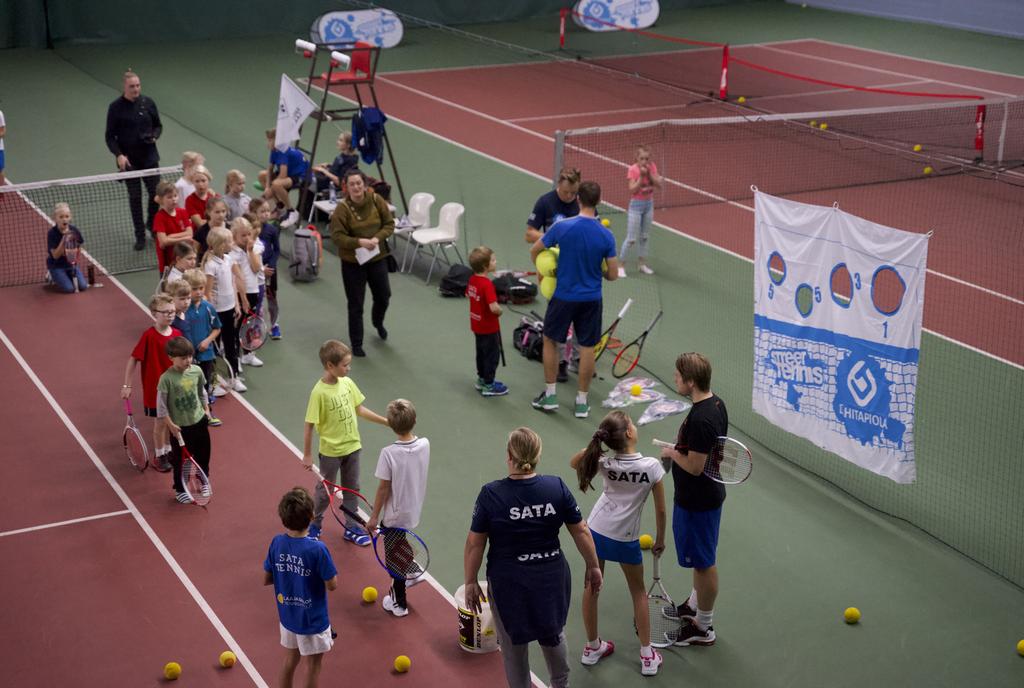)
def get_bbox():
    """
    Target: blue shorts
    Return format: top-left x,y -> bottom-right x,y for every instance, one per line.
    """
0,150 -> 5,170
672,504 -> 721,569
592,530 -> 642,565
543,297 -> 602,346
